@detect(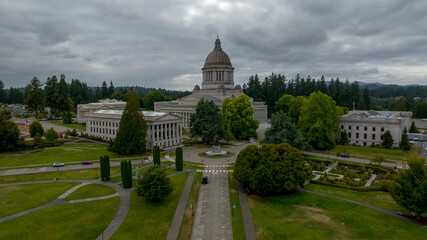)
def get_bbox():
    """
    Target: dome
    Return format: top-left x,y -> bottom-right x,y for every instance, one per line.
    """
204,38 -> 232,66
